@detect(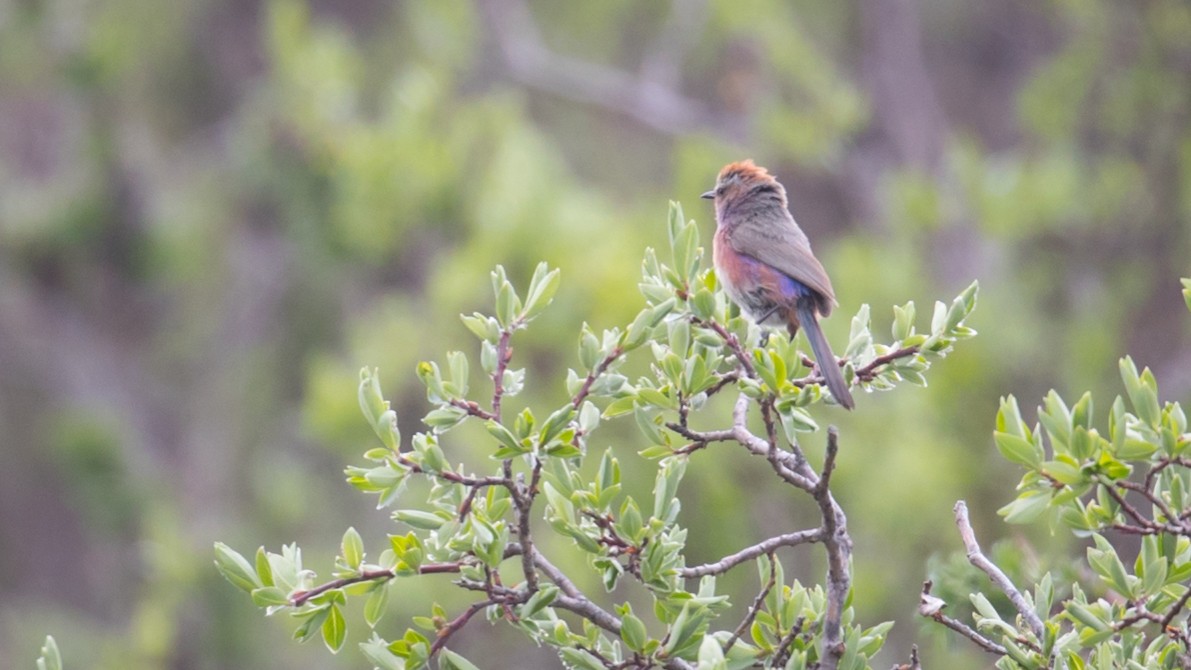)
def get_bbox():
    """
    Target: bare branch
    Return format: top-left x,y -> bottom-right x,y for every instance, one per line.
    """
816,428 -> 852,669
532,550 -> 623,634
678,528 -> 823,578
953,501 -> 1045,639
919,580 -> 1007,656
728,394 -> 815,490
723,551 -> 777,653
